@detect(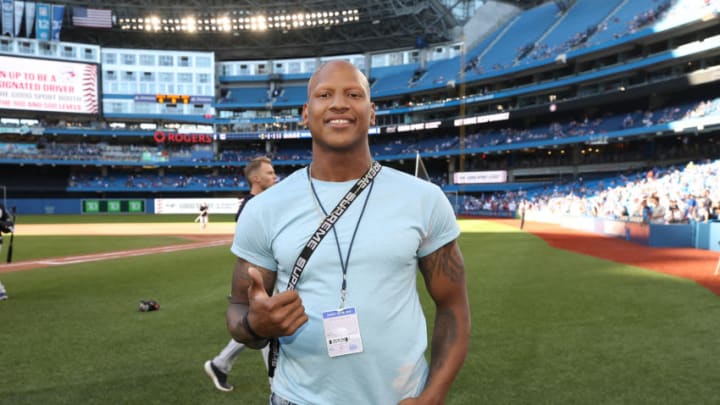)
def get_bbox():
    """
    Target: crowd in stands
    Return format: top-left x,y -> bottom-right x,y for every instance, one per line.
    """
459,159 -> 720,226
0,141 -> 214,163
626,0 -> 673,34
522,159 -> 720,224
3,96 -> 718,175
68,172 -> 250,191
374,97 -> 720,162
